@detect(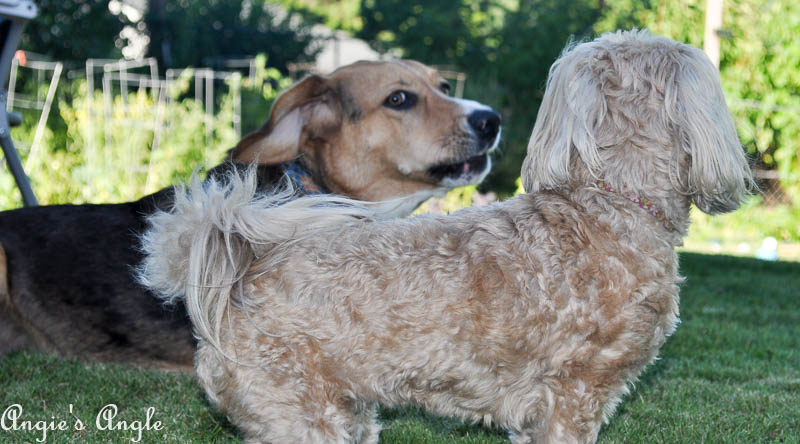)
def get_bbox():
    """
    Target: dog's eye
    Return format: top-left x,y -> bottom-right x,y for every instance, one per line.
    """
384,90 -> 416,110
440,82 -> 451,95
386,91 -> 406,106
